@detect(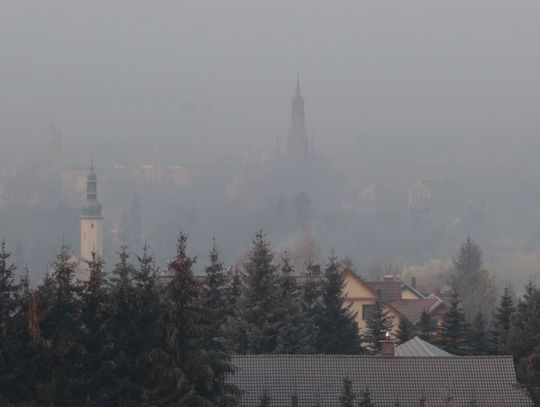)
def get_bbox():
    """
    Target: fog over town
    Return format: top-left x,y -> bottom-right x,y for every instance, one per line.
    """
1,0 -> 540,292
